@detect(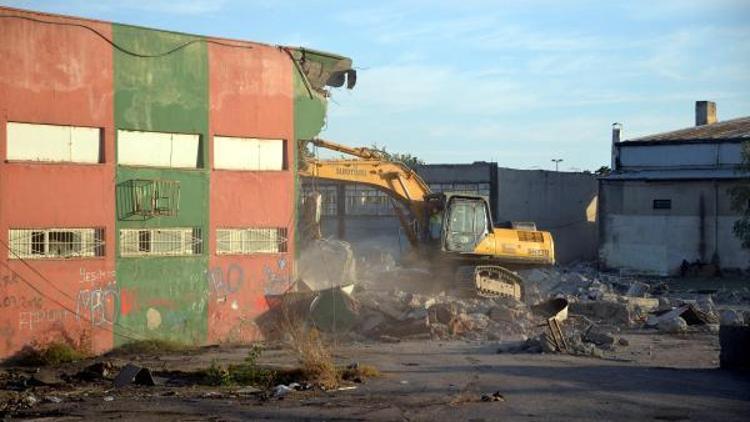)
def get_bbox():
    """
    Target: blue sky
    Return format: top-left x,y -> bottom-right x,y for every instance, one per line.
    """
3,0 -> 749,171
